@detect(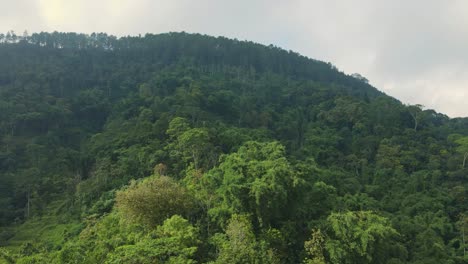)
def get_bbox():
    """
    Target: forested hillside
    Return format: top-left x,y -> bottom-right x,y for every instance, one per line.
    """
0,31 -> 467,263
